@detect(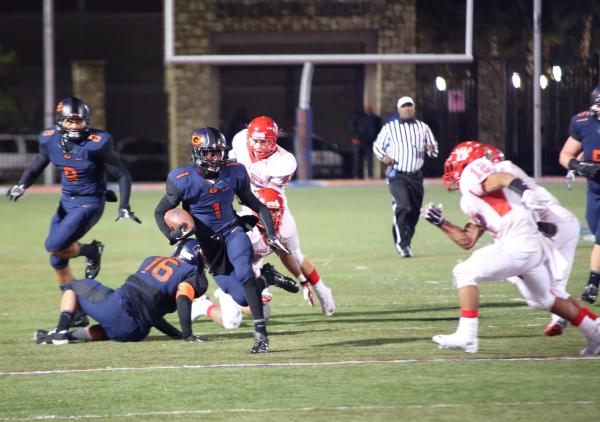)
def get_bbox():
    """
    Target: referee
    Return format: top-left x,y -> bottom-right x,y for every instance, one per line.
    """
373,96 -> 438,257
